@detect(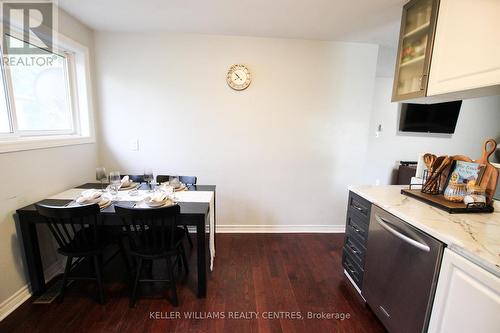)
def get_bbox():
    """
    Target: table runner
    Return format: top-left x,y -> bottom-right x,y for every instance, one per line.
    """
49,188 -> 216,270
